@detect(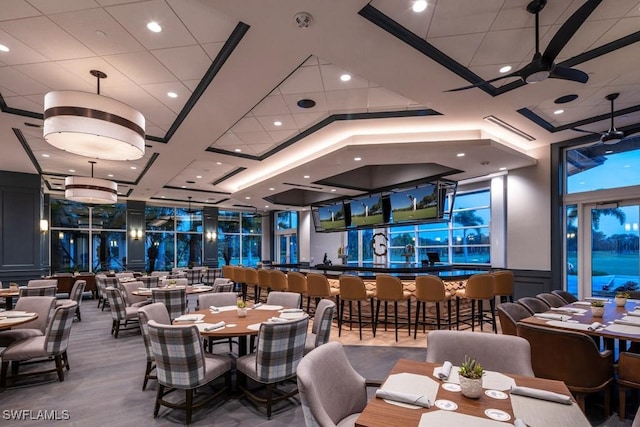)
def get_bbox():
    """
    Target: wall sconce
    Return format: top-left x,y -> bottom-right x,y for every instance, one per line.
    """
39,219 -> 49,233
130,229 -> 143,241
206,231 -> 217,242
